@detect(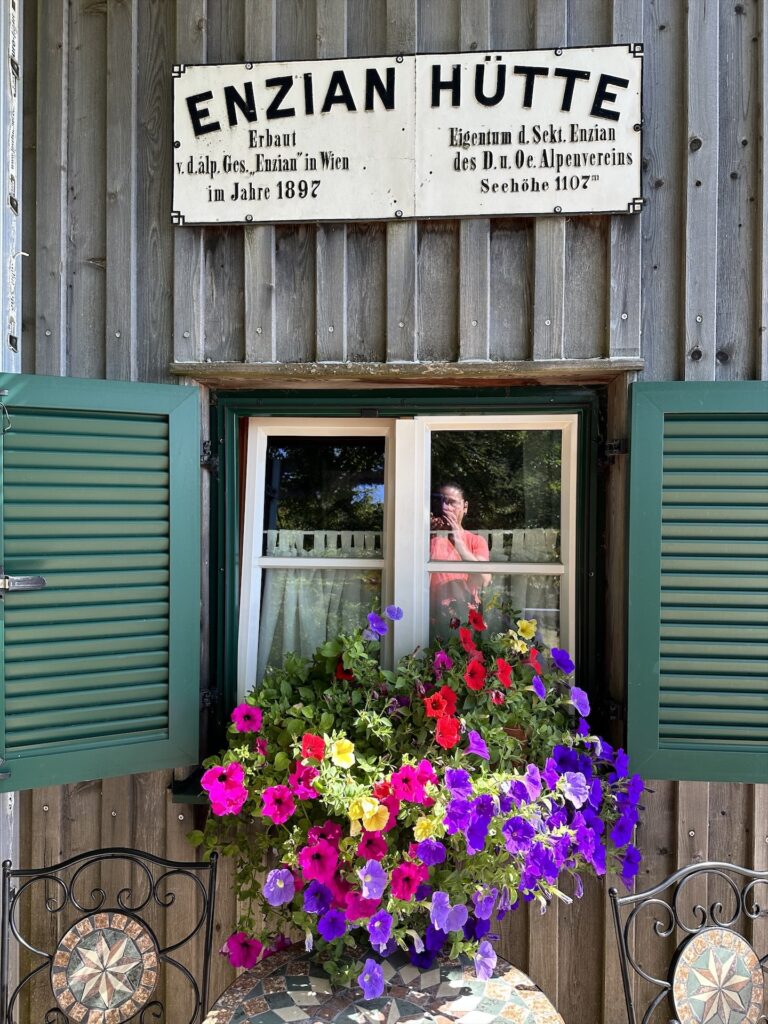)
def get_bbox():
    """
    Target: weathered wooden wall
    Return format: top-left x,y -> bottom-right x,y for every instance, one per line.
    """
17,1 -> 768,1022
